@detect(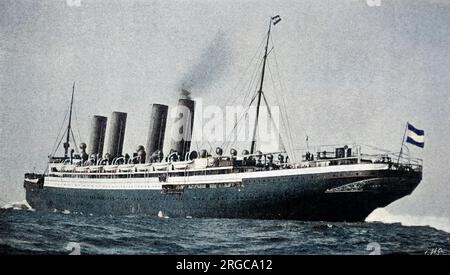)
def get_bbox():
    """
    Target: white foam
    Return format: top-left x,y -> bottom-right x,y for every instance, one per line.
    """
366,208 -> 450,233
158,210 -> 169,219
1,200 -> 33,211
